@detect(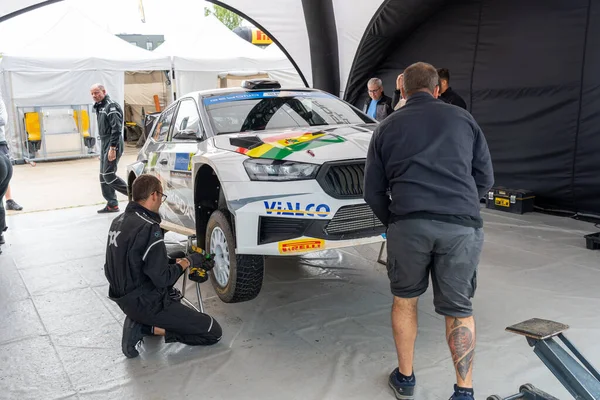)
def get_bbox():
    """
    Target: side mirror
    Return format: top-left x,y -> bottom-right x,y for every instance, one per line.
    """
173,129 -> 200,141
